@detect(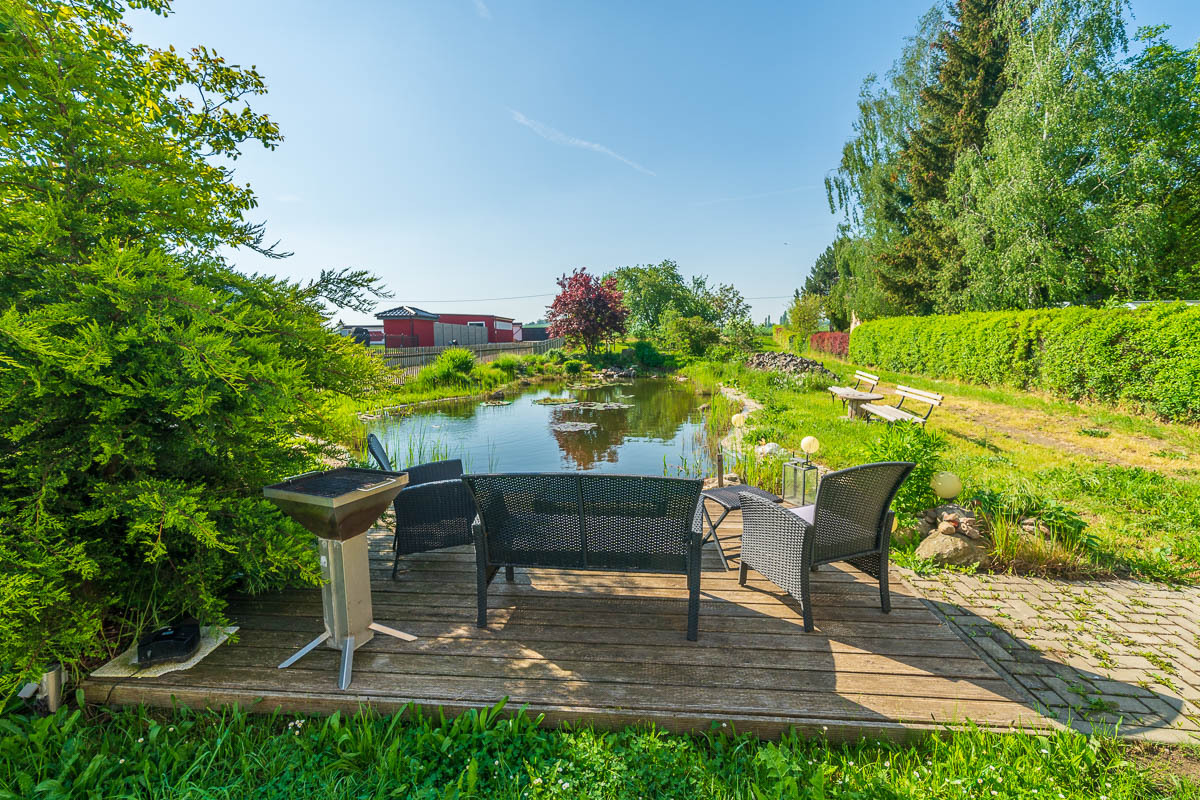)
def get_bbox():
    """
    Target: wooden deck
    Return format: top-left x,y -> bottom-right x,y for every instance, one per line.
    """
84,510 -> 1053,740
